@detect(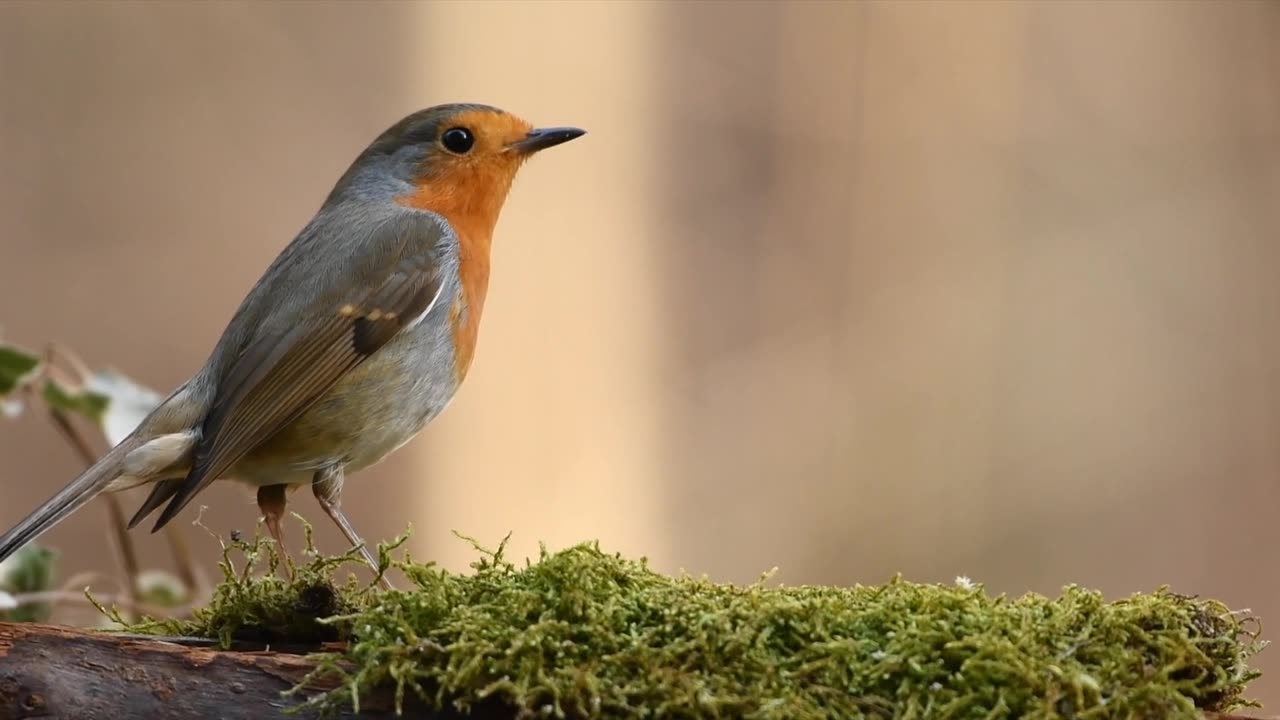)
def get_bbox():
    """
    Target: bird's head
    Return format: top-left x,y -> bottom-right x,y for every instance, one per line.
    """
328,103 -> 585,226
